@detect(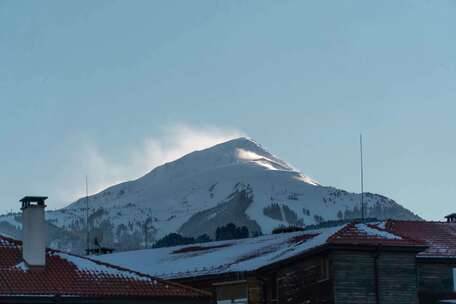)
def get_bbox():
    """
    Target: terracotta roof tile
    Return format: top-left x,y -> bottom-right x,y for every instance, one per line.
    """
0,235 -> 211,298
385,220 -> 456,258
328,222 -> 424,247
